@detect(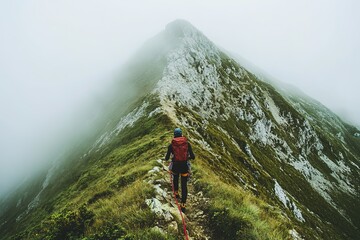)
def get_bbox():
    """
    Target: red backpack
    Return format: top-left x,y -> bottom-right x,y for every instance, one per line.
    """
172,137 -> 188,161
